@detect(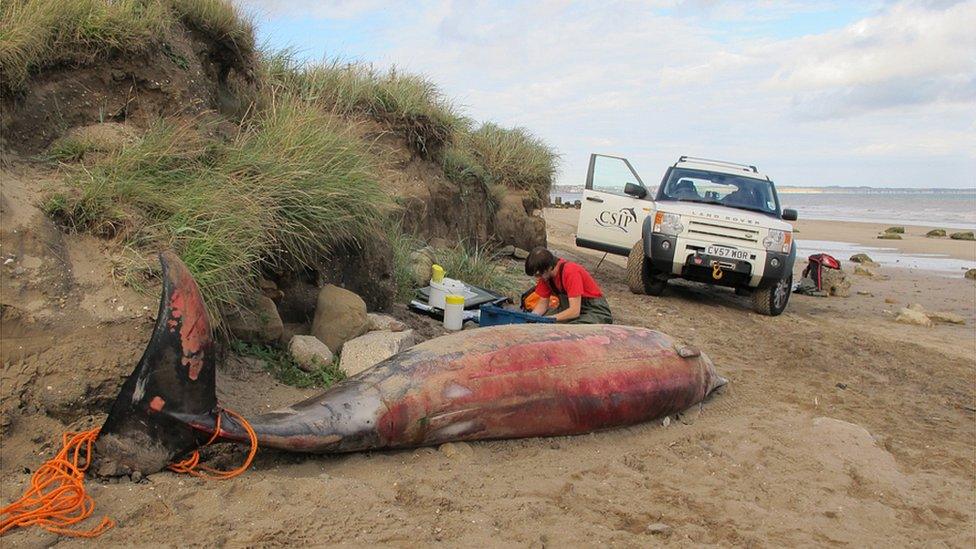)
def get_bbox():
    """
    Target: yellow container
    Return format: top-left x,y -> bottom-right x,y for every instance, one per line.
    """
431,264 -> 445,283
